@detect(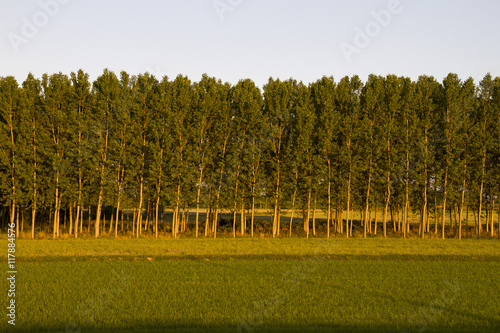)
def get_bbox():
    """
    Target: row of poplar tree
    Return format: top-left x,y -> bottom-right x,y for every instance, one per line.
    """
1,70 -> 499,240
